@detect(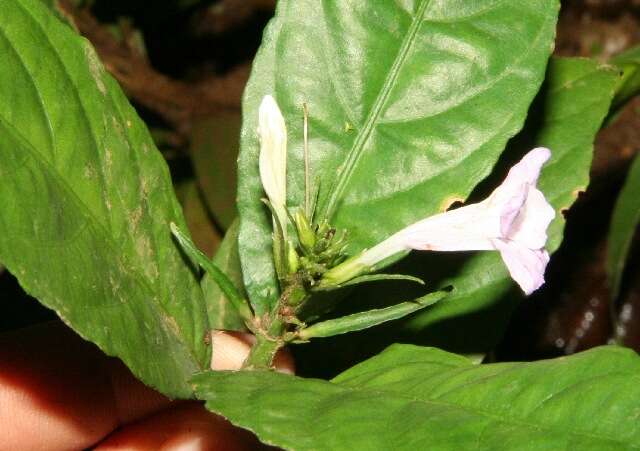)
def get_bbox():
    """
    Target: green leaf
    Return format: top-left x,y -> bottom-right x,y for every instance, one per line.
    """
171,223 -> 252,321
0,0 -> 209,397
175,180 -> 221,258
607,152 -> 640,300
194,345 -> 640,450
237,0 -> 560,315
202,220 -> 248,331
314,272 -> 424,291
611,45 -> 640,109
298,289 -> 449,340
